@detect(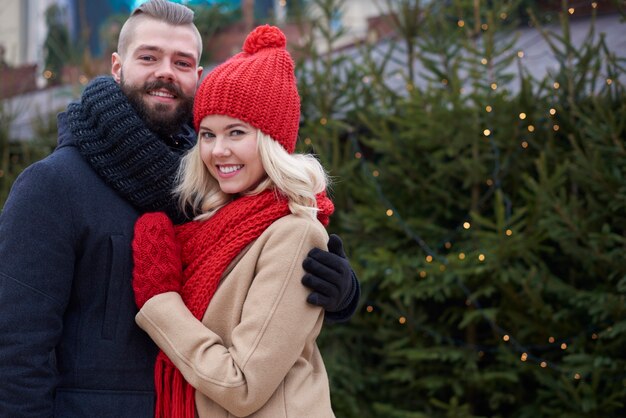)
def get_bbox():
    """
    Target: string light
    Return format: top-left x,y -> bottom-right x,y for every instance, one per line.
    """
459,252 -> 466,260
521,141 -> 529,148
485,105 -> 493,112
373,170 -> 380,177
305,138 -> 312,145
386,209 -> 393,216
561,343 -> 567,350
505,229 -> 513,236
354,151 -> 362,159
320,117 -> 327,125
481,23 -> 489,31
519,112 -> 527,120
481,58 -> 488,65
592,2 -> 597,8
606,78 -> 612,85
503,334 -> 510,342
366,305 -> 374,313
484,129 -> 491,136
517,51 -> 524,58
463,222 -> 471,229
478,254 -> 486,262
399,316 -> 407,324
540,361 -> 548,368
419,270 -> 427,278
549,108 -> 557,115
553,82 -> 560,89
444,242 -> 452,249
527,125 -> 535,132
553,125 -> 560,131
426,255 -> 433,263
457,19 -> 465,28
568,7 -> 575,15
521,353 -> 528,361
490,83 -> 498,90
548,336 -> 555,343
